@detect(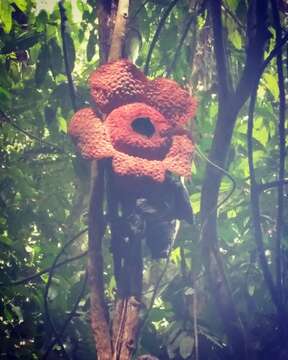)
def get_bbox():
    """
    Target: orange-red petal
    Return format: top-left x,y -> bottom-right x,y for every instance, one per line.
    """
163,135 -> 194,176
106,103 -> 171,160
112,152 -> 166,182
68,108 -> 113,159
89,59 -> 147,114
145,78 -> 197,125
89,59 -> 197,125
